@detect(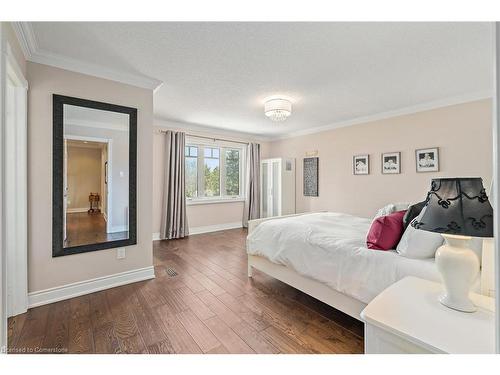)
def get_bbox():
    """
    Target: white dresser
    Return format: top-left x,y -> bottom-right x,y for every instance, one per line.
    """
361,276 -> 495,354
